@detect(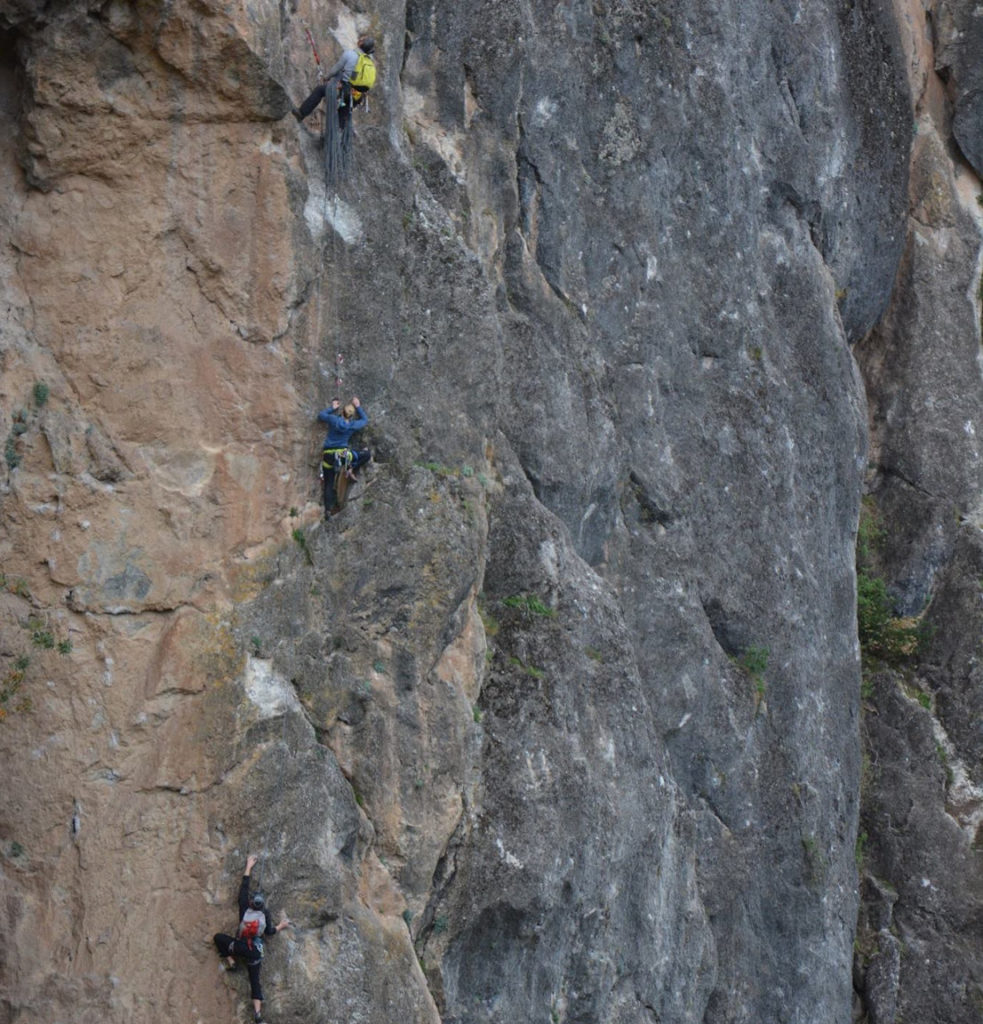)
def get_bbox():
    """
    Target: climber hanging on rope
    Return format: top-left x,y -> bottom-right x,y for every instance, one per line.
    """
318,397 -> 371,517
213,854 -> 292,1024
291,34 -> 376,182
292,33 -> 376,128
